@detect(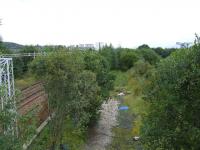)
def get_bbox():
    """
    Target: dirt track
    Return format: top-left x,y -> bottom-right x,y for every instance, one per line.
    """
85,99 -> 119,150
